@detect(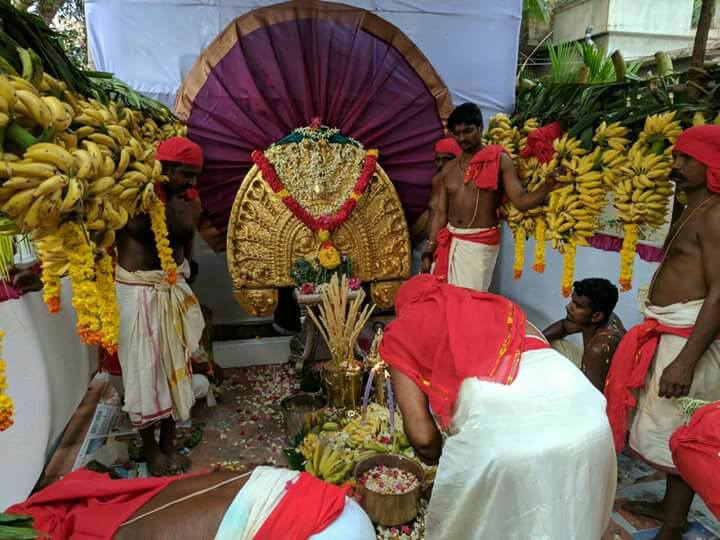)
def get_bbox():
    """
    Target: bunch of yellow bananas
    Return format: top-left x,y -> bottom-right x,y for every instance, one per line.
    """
593,121 -> 631,189
543,136 -> 604,251
343,416 -> 380,448
517,118 -> 540,154
484,113 -> 520,157
304,437 -> 355,484
635,111 -> 682,156
613,146 -> 673,229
